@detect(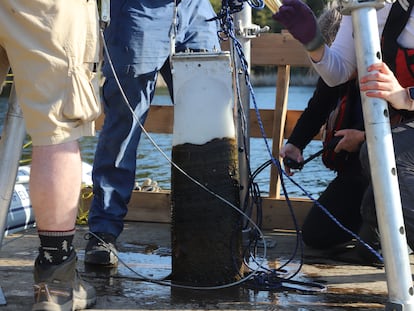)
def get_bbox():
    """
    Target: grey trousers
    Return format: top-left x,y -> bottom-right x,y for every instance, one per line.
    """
360,121 -> 414,249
